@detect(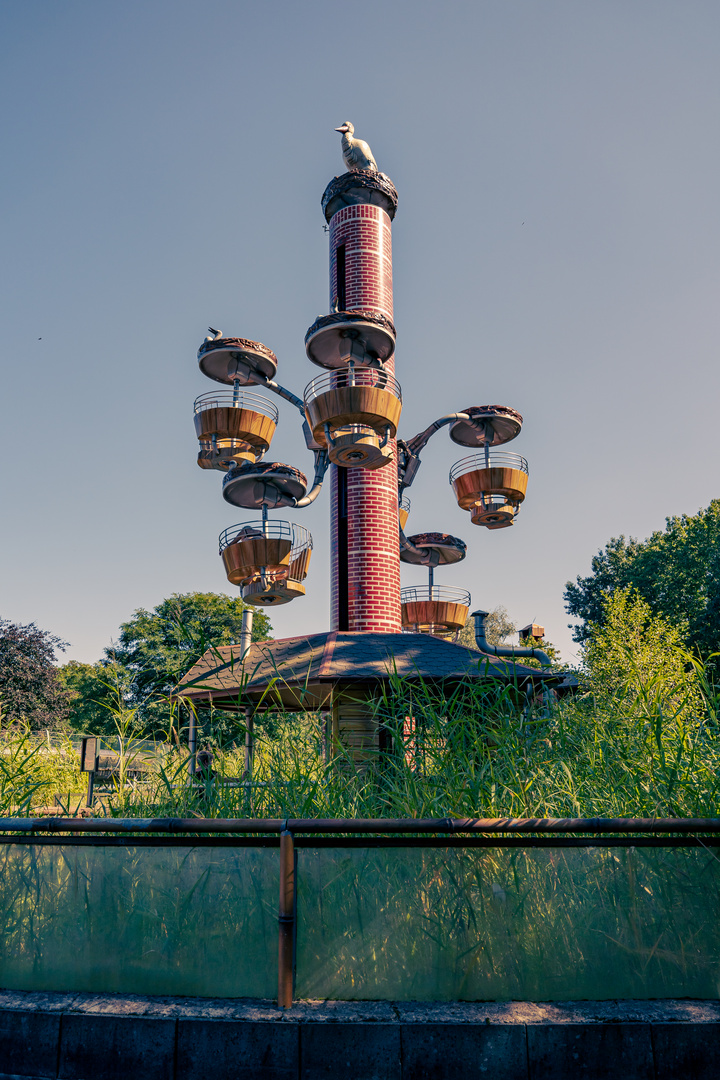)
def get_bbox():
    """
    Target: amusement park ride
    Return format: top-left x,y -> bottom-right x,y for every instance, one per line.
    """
191,124 -> 530,642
